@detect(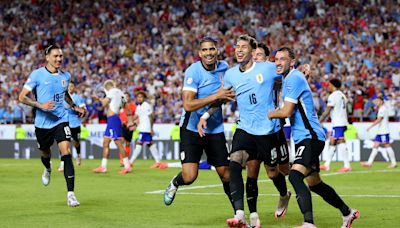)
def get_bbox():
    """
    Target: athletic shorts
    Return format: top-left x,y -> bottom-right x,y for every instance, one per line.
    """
70,126 -> 81,142
375,134 -> 390,144
104,115 -> 122,140
35,122 -> 71,150
331,126 -> 347,140
294,139 -> 325,173
231,129 -> 280,167
180,128 -> 229,167
276,128 -> 290,164
137,132 -> 153,144
283,126 -> 291,140
122,124 -> 133,142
